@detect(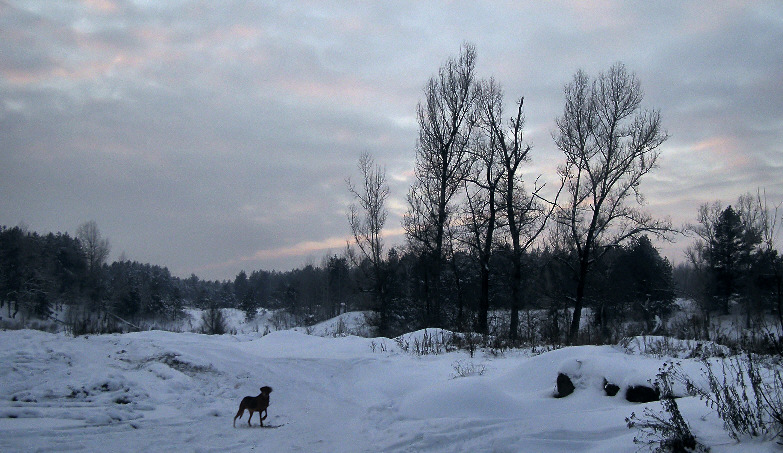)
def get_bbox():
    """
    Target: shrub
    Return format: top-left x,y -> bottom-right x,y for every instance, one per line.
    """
395,329 -> 456,355
200,306 -> 227,335
450,360 -> 486,379
65,305 -> 120,336
684,353 -> 783,442
626,362 -> 709,452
